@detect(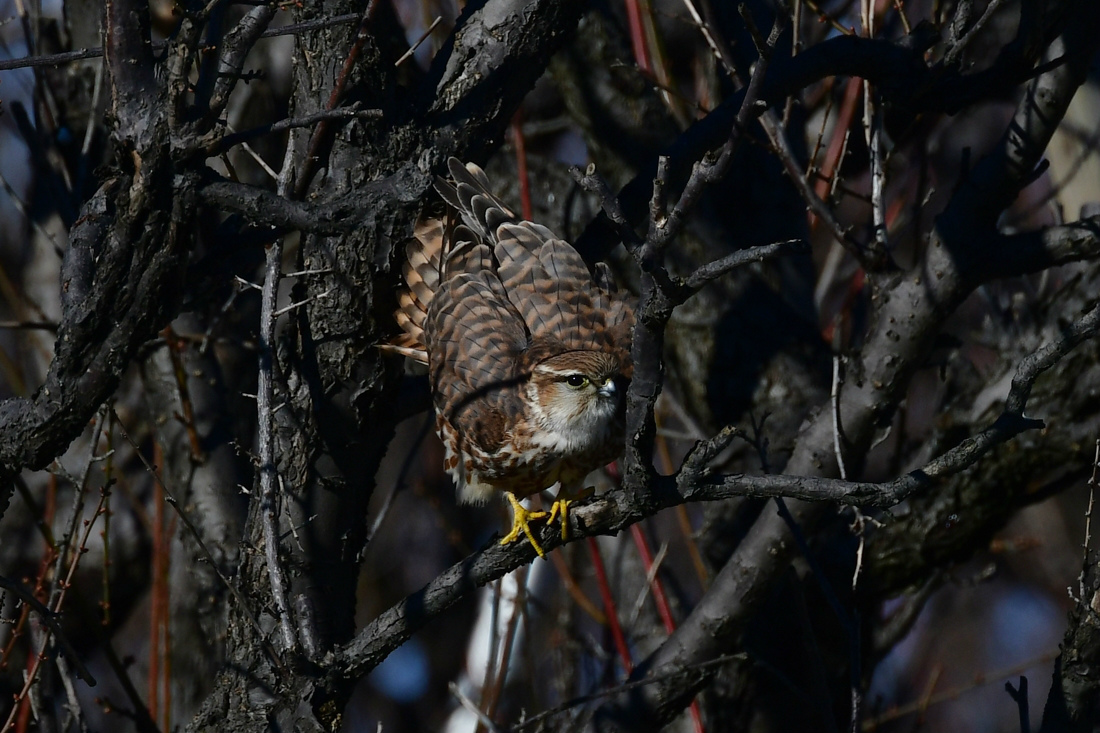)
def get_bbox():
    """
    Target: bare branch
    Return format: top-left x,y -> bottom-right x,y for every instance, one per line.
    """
198,170 -> 428,234
682,239 -> 804,289
1040,552 -> 1100,730
943,0 -> 1006,66
334,298 -> 1099,686
204,4 -> 279,121
104,0 -> 158,140
590,7 -> 1100,725
757,109 -> 870,265
0,13 -> 363,72
989,215 -> 1100,279
1005,677 -> 1031,733
205,107 -> 383,158
0,575 -> 94,686
257,229 -> 297,654
568,164 -> 644,249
